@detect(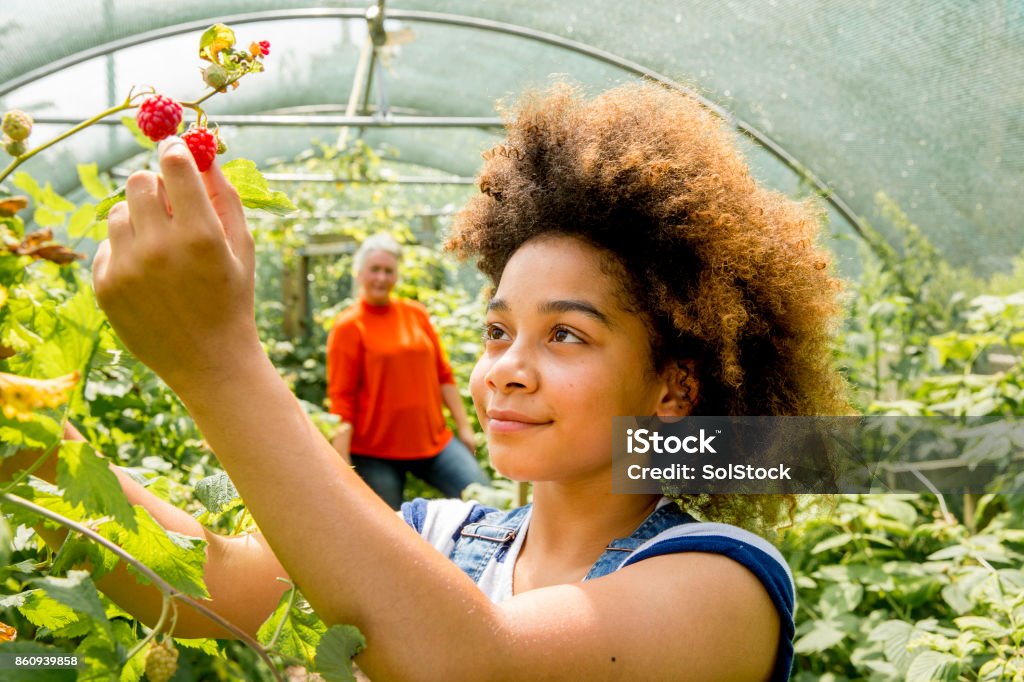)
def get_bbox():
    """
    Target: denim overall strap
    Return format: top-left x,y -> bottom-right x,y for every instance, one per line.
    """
449,505 -> 532,583
584,502 -> 697,580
